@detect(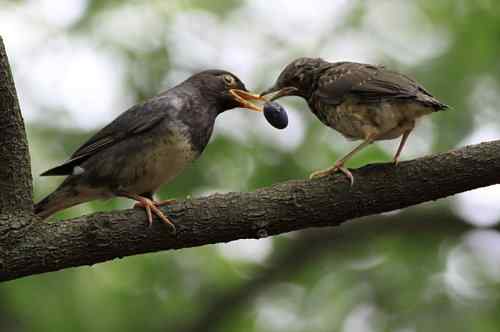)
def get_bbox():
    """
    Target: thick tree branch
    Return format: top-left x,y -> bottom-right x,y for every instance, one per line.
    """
0,139 -> 499,282
0,36 -> 33,215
